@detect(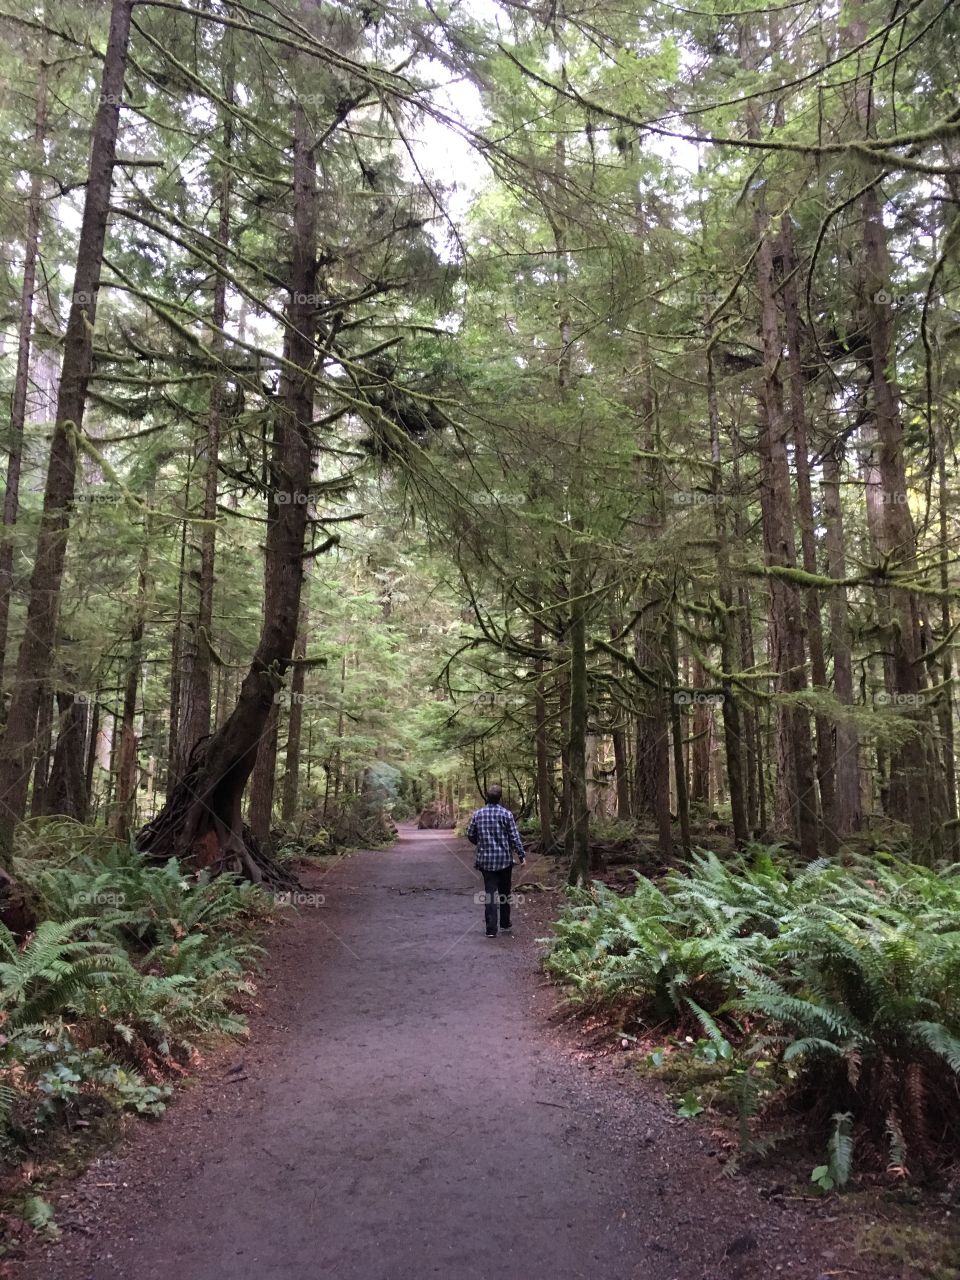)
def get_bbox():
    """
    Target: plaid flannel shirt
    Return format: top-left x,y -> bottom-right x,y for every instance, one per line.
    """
466,802 -> 525,870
